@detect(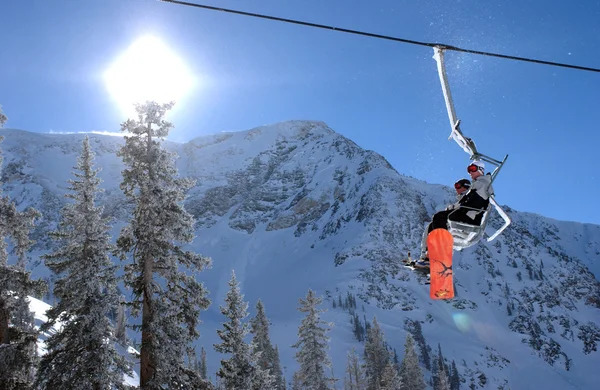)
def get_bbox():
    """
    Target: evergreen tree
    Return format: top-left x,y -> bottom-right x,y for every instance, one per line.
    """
250,300 -> 275,373
0,105 -> 6,126
272,345 -> 286,390
249,301 -> 286,388
433,344 -> 450,390
292,289 -> 334,390
0,114 -> 46,389
199,346 -> 208,380
352,313 -> 365,342
114,296 -> 128,346
381,361 -> 402,390
215,271 -> 273,390
364,317 -> 389,390
436,367 -> 451,390
450,360 -> 460,390
344,347 -> 367,390
116,101 -> 212,389
291,372 -> 302,390
405,319 -> 430,370
35,137 -> 130,389
399,334 -> 426,390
